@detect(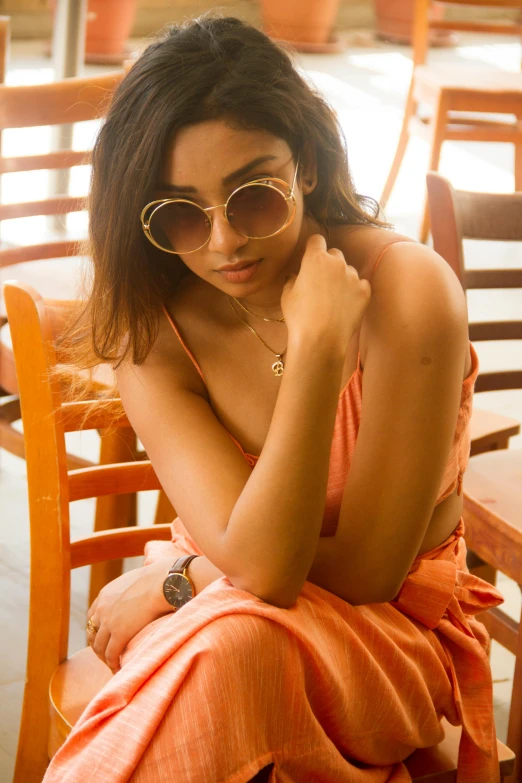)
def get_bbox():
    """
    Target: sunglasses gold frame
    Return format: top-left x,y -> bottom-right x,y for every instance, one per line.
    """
140,160 -> 300,255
